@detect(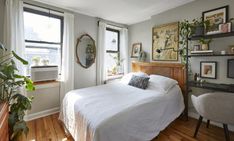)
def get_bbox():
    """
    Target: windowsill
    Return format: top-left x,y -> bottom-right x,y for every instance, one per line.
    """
31,80 -> 60,90
107,74 -> 124,81
33,80 -> 60,85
